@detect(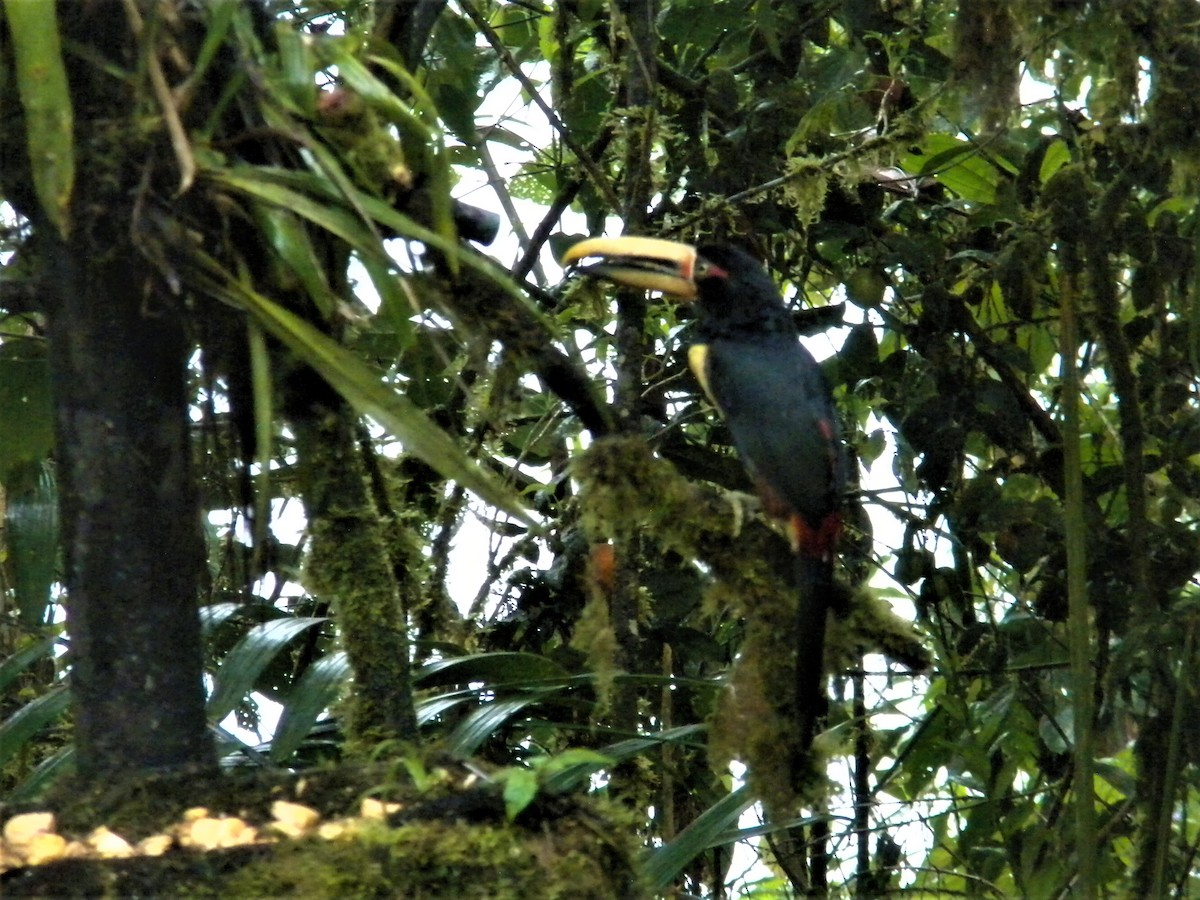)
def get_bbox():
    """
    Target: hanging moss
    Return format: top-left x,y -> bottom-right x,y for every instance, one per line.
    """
569,575 -> 620,714
572,437 -> 928,816
953,0 -> 1020,130
573,436 -> 743,555
575,438 -> 818,811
